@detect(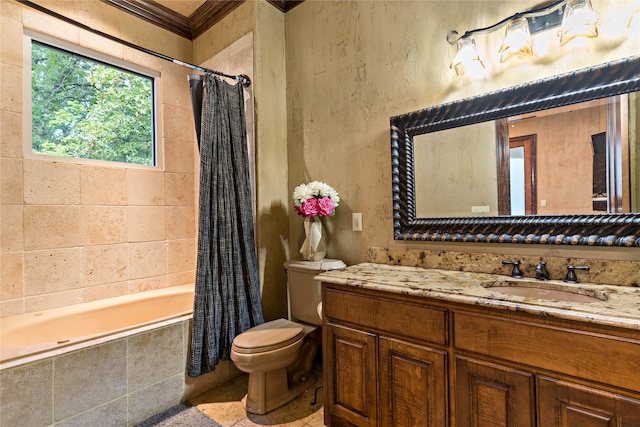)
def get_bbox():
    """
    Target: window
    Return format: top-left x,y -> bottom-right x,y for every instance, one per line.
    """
29,38 -> 156,166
